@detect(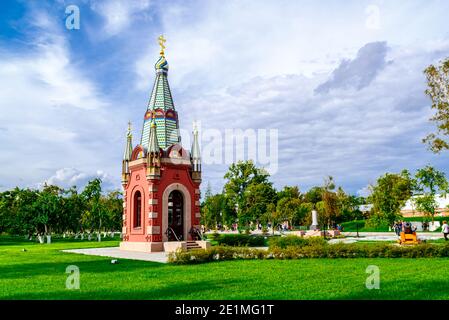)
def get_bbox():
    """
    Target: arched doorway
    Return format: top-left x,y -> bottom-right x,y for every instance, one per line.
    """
133,191 -> 142,228
167,190 -> 183,241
